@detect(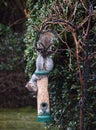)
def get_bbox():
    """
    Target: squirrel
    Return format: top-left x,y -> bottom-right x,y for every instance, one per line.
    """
25,32 -> 55,93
